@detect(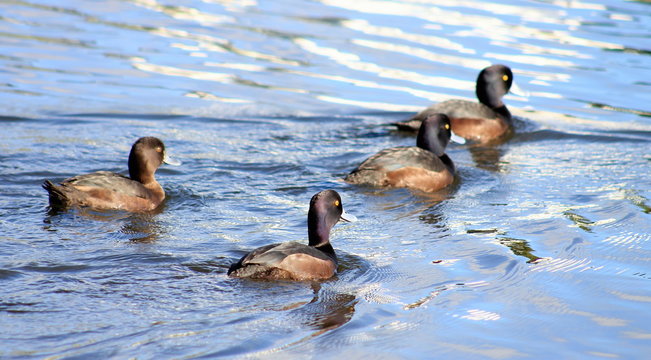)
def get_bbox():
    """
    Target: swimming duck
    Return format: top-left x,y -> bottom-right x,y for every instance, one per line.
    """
43,136 -> 179,212
228,190 -> 355,281
395,64 -> 522,144
346,114 -> 461,193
